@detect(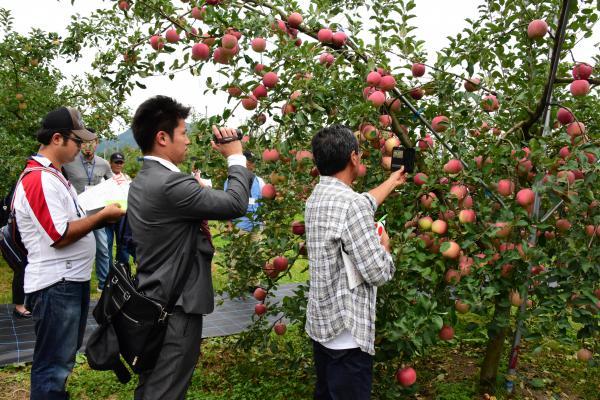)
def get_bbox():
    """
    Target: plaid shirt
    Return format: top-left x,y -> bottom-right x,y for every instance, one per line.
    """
304,176 -> 395,355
